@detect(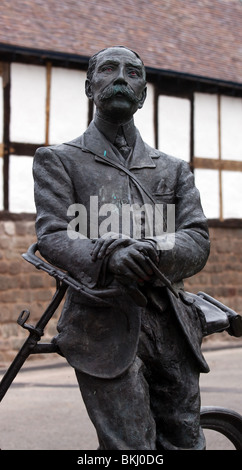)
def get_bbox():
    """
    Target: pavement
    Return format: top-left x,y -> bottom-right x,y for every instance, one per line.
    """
0,344 -> 241,452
